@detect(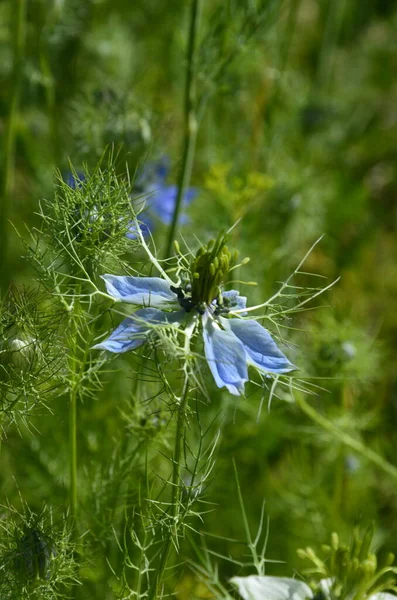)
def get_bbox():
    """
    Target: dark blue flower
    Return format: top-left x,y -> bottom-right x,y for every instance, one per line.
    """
64,171 -> 85,189
93,275 -> 295,396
